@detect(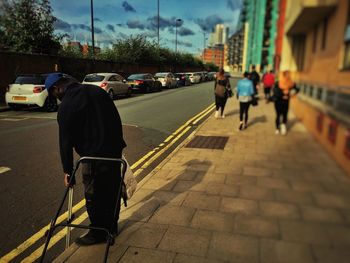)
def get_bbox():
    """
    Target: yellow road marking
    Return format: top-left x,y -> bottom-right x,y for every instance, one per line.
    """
0,167 -> 11,174
192,105 -> 215,124
0,201 -> 85,262
20,212 -> 88,263
141,126 -> 191,169
0,103 -> 214,262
